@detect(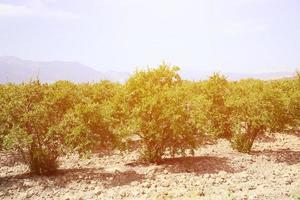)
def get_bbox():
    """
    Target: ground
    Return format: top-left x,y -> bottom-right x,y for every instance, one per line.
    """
0,132 -> 300,200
